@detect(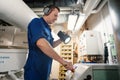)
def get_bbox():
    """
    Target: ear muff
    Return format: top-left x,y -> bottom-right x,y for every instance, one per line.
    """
43,6 -> 51,15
